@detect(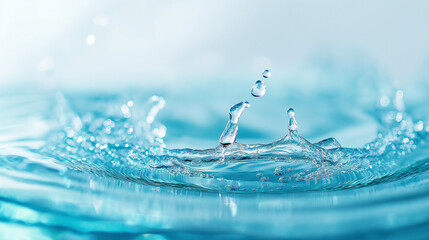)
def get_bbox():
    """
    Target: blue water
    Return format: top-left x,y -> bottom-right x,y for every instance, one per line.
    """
0,79 -> 429,239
